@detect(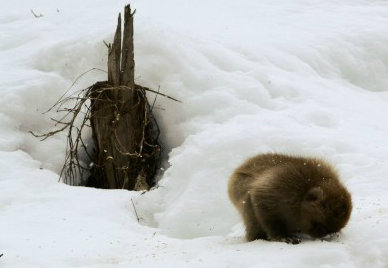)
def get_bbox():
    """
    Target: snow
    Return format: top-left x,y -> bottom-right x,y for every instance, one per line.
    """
1,0 -> 388,267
